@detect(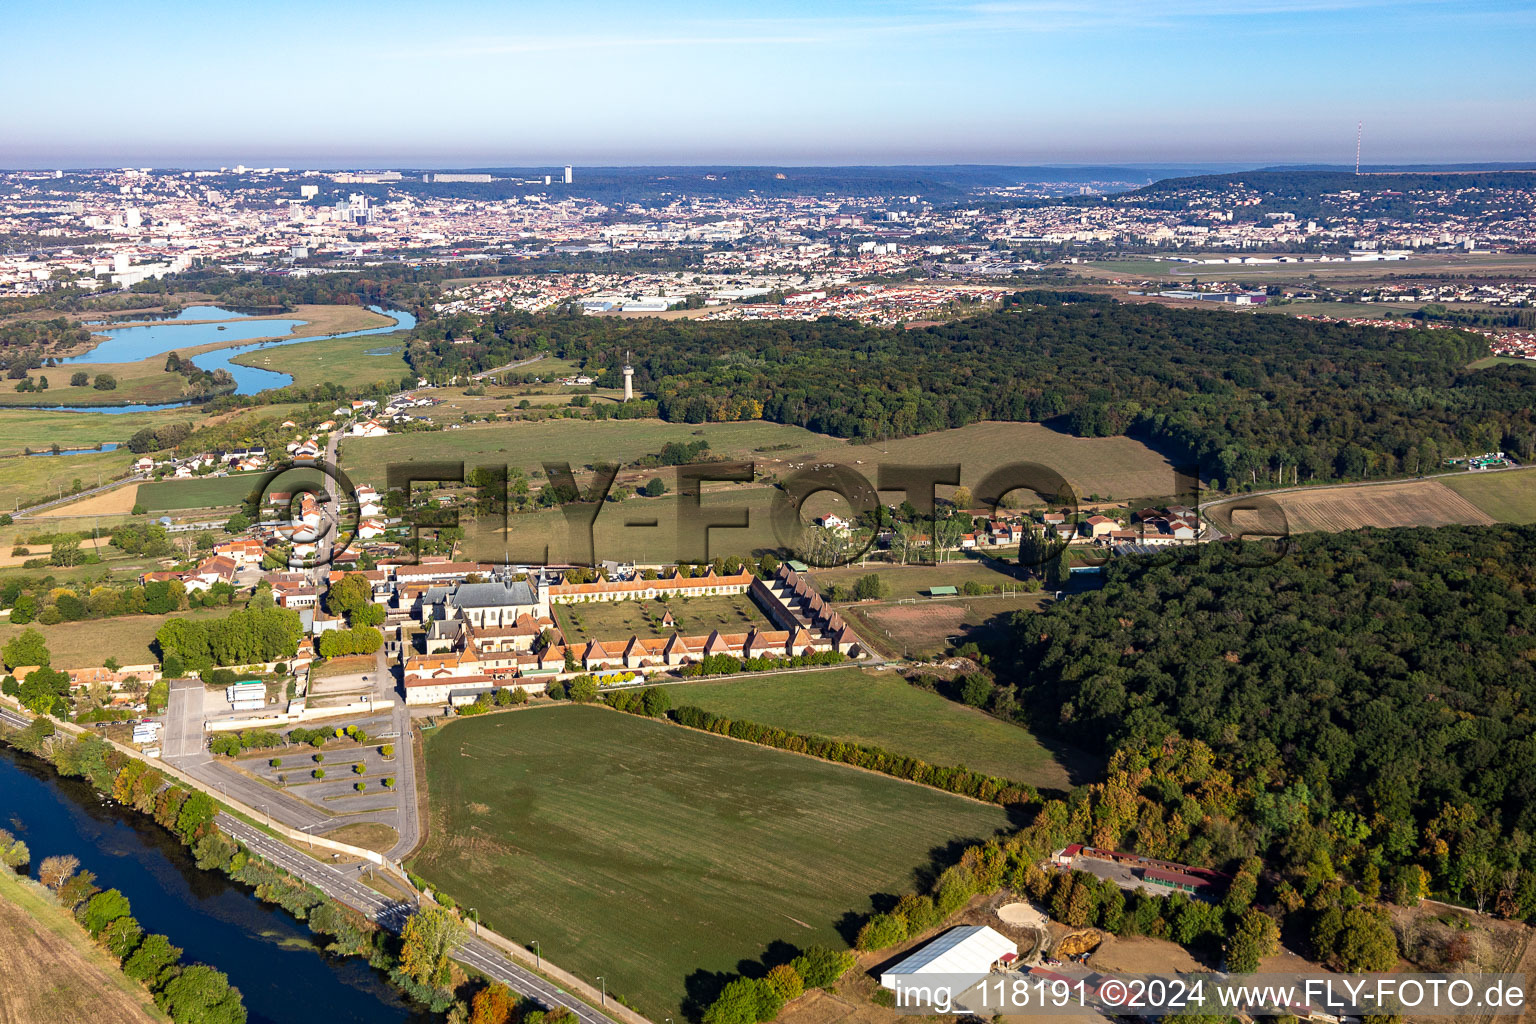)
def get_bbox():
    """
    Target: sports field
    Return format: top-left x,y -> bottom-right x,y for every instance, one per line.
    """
667,666 -> 1076,790
1443,467 -> 1536,524
1211,479 -> 1497,535
410,706 -> 1011,1020
553,592 -> 770,642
